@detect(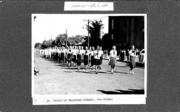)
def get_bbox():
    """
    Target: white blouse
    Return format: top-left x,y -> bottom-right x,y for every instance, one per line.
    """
110,50 -> 117,58
94,50 -> 103,59
84,50 -> 90,55
129,50 -> 136,57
